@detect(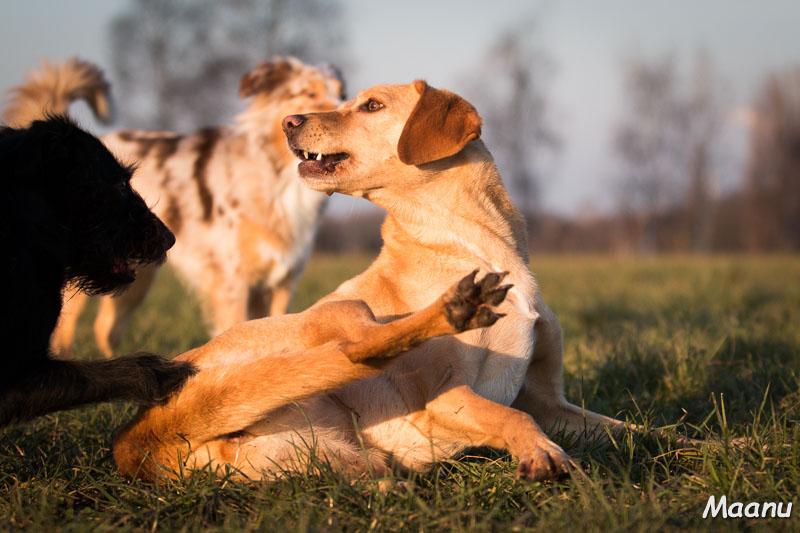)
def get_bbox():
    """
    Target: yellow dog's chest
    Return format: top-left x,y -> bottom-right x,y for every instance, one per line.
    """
463,311 -> 538,407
